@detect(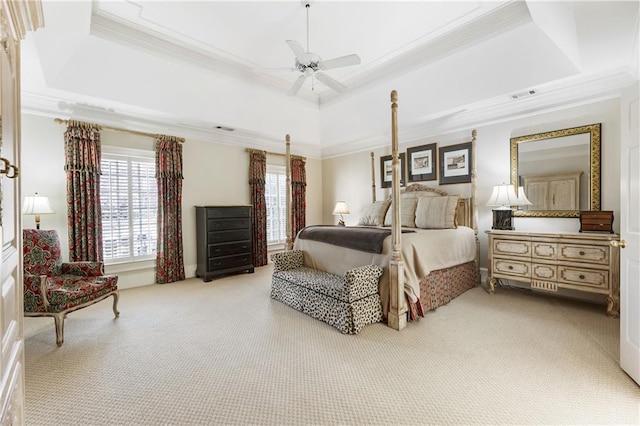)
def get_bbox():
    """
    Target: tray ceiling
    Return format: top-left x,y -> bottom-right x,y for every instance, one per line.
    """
21,1 -> 640,157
